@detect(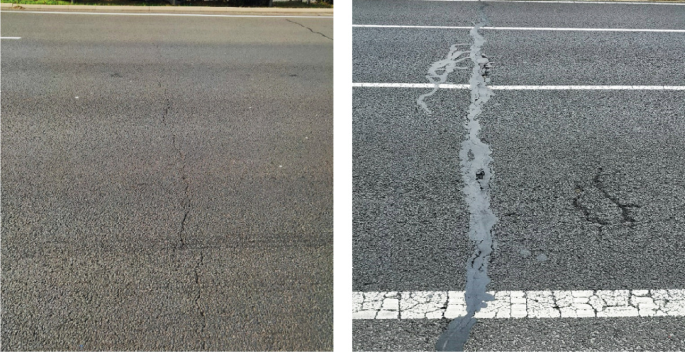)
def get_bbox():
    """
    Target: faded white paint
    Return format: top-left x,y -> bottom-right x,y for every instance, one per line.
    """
353,289 -> 685,319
